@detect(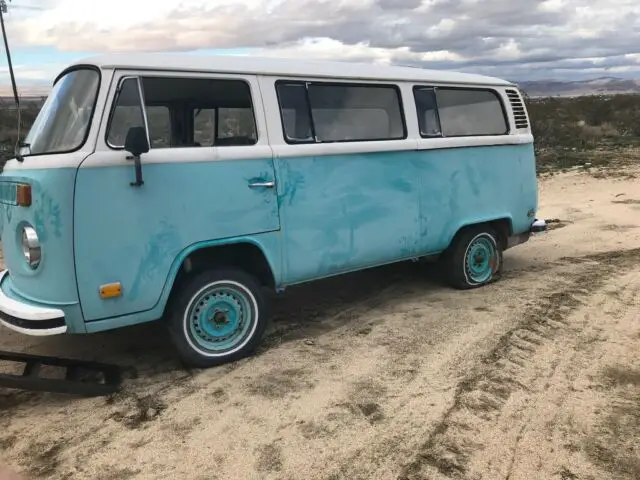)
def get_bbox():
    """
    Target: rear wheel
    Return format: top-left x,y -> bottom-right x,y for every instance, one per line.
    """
166,268 -> 268,368
440,225 -> 503,289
